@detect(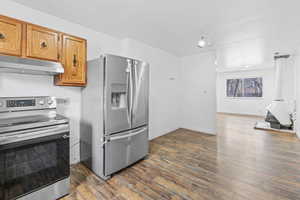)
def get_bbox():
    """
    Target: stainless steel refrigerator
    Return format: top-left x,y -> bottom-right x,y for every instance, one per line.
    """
81,54 -> 149,179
